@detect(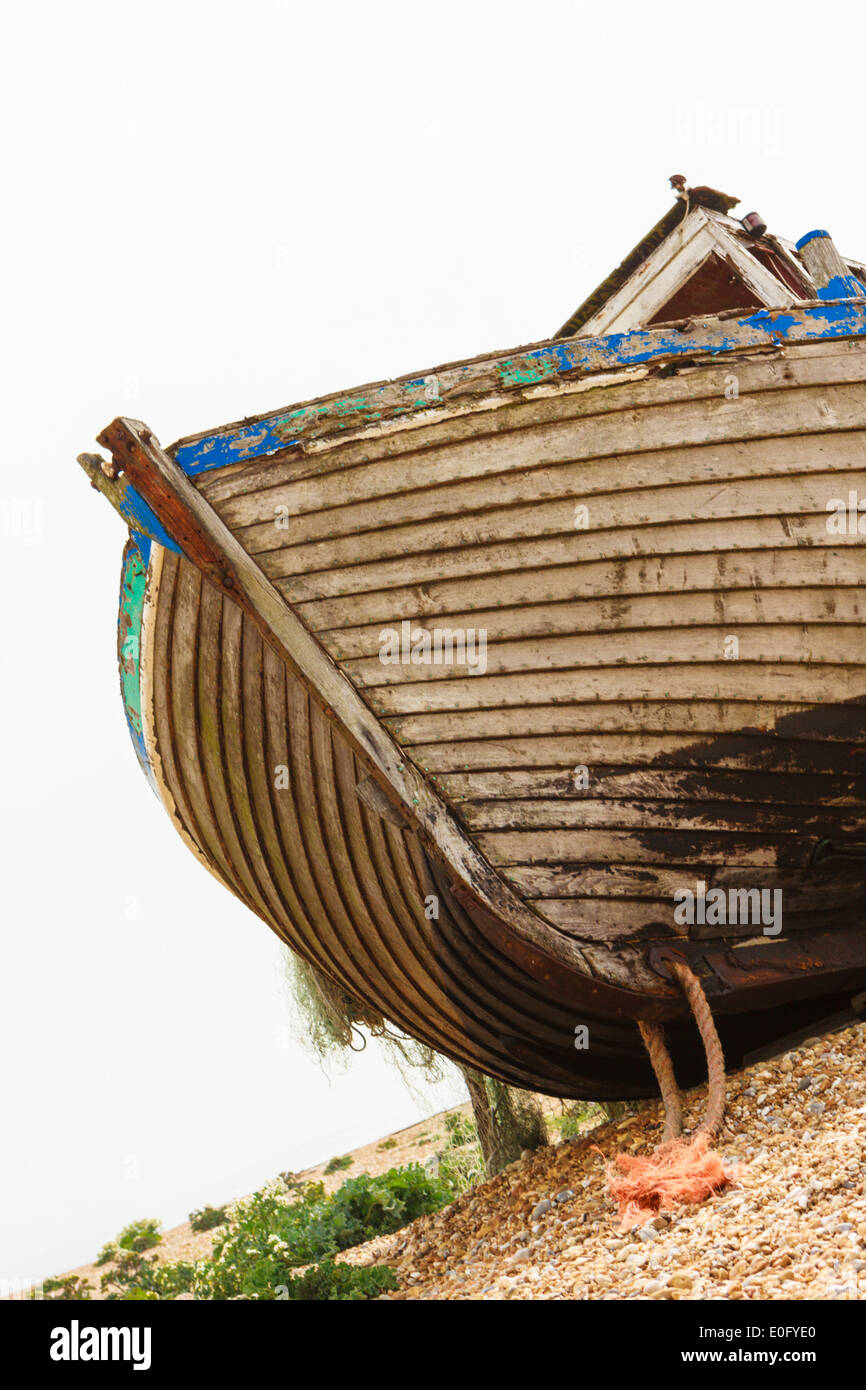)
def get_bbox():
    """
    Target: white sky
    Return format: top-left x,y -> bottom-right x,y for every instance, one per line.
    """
2,0 -> 864,1285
